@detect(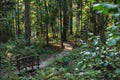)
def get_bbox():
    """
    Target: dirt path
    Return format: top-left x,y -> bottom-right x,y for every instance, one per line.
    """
28,42 -> 73,69
0,42 -> 73,79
